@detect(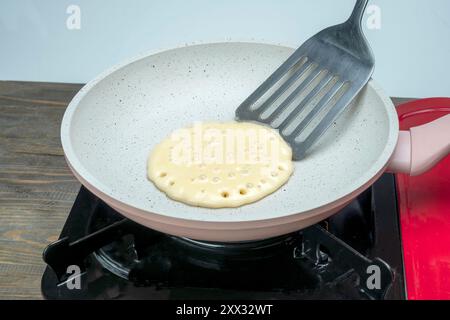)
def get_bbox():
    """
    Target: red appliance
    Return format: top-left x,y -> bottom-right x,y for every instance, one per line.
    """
396,98 -> 450,300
